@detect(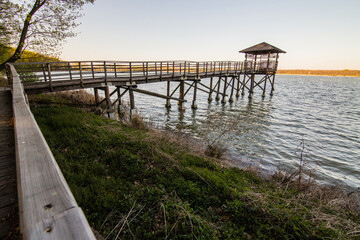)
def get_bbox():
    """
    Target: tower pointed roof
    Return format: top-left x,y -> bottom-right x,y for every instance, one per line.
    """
239,42 -> 286,54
